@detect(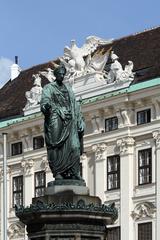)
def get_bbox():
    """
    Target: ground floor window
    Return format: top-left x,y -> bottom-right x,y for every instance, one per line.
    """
107,226 -> 120,240
35,171 -> 46,197
13,175 -> 23,207
138,222 -> 152,240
